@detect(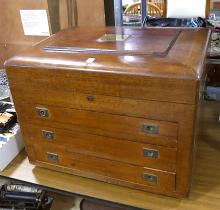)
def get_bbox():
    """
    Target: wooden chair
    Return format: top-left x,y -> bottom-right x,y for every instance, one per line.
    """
124,0 -> 211,18
124,2 -> 162,17
149,0 -> 165,15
